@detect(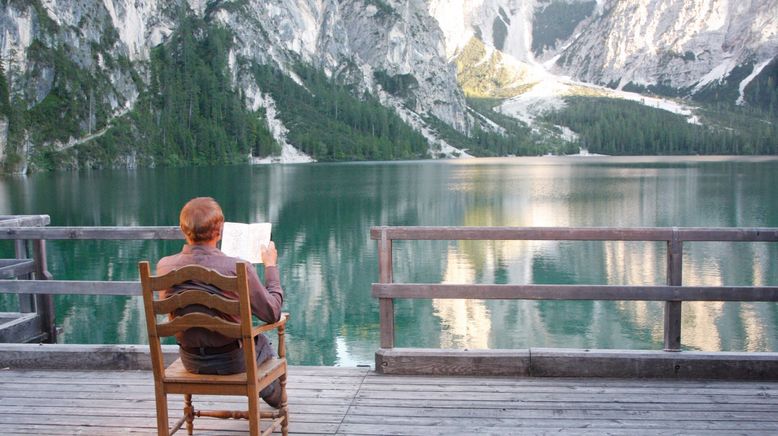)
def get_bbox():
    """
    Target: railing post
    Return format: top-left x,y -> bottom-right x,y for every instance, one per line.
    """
378,229 -> 394,349
14,239 -> 35,312
664,230 -> 683,351
32,239 -> 56,343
